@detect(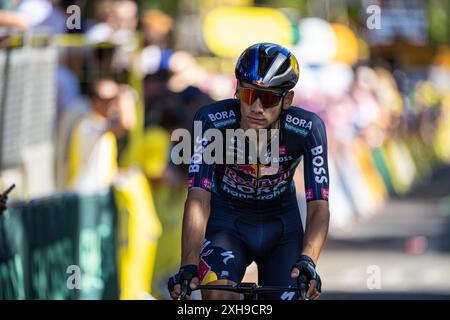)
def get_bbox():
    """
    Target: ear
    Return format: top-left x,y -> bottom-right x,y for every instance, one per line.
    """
283,91 -> 294,110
